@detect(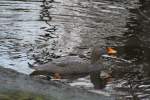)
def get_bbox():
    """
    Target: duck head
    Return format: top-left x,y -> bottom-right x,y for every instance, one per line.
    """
91,47 -> 117,64
90,47 -> 117,89
106,47 -> 117,57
